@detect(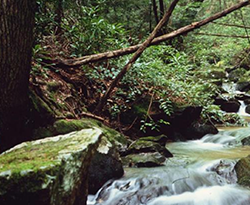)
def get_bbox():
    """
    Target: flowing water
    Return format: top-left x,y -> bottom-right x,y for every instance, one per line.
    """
88,91 -> 250,205
88,127 -> 250,205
